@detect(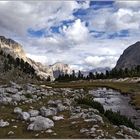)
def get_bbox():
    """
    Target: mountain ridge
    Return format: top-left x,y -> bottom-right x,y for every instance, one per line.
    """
115,41 -> 140,70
